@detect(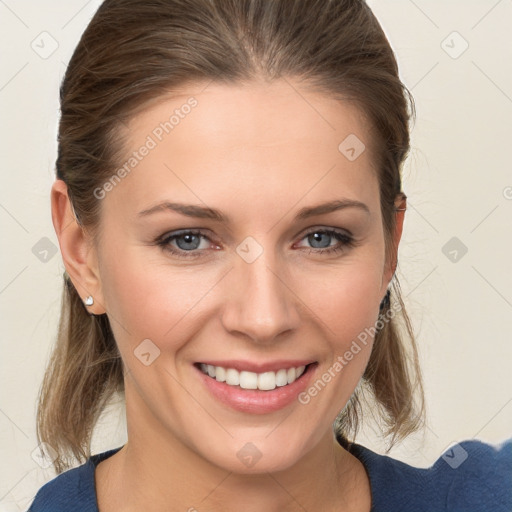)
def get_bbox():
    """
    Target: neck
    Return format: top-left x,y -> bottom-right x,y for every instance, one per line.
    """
96,389 -> 370,512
